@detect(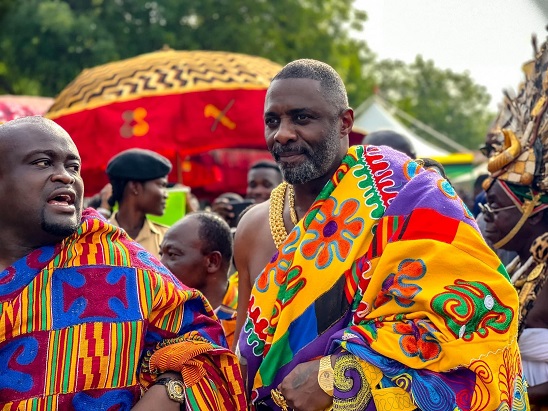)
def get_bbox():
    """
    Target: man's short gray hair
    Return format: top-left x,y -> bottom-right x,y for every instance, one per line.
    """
272,59 -> 349,115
